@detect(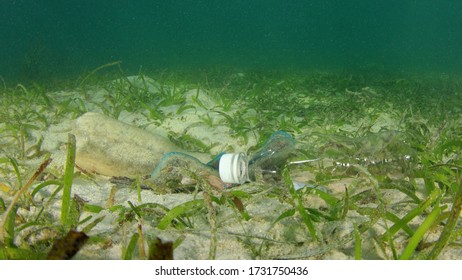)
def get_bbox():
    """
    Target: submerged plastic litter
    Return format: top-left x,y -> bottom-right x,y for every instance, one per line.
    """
248,131 -> 296,181
150,130 -> 297,188
73,112 -> 182,176
73,112 -> 297,189
149,152 -> 219,188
